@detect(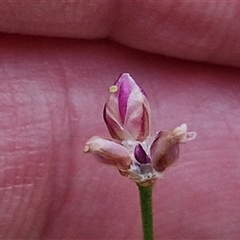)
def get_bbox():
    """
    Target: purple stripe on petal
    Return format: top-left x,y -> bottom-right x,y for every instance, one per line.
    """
134,144 -> 151,164
118,74 -> 135,123
116,73 -> 147,98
